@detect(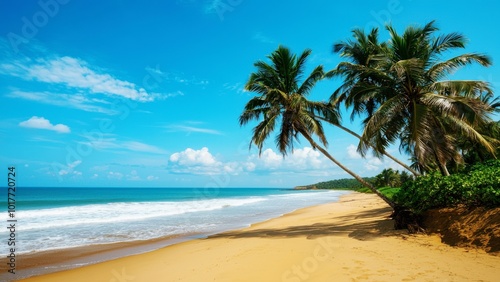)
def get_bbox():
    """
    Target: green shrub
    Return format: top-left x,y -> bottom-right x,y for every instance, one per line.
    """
394,160 -> 500,213
356,187 -> 373,193
378,187 -> 401,200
